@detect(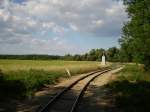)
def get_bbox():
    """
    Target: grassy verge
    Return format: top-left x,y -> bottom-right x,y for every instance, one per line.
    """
0,70 -> 63,99
0,60 -> 107,99
106,64 -> 150,112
